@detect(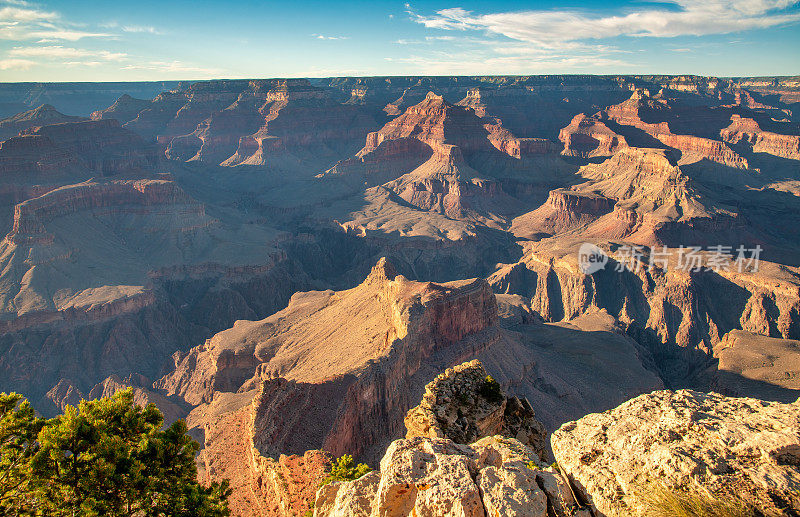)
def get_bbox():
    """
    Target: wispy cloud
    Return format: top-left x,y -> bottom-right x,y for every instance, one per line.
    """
312,33 -> 349,40
62,60 -> 102,67
0,5 -> 57,23
0,57 -> 34,69
122,25 -> 160,34
387,52 -> 634,75
0,4 -> 112,41
9,45 -> 127,60
120,60 -> 223,77
395,35 -> 458,44
100,21 -> 163,35
397,0 -> 800,73
410,1 -> 800,43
